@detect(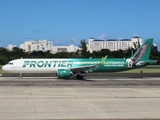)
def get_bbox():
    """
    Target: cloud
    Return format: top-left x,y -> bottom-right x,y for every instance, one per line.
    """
116,37 -> 123,40
23,37 -> 31,40
34,30 -> 44,33
52,40 -> 62,46
67,37 -> 79,45
98,34 -> 107,40
133,33 -> 139,37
